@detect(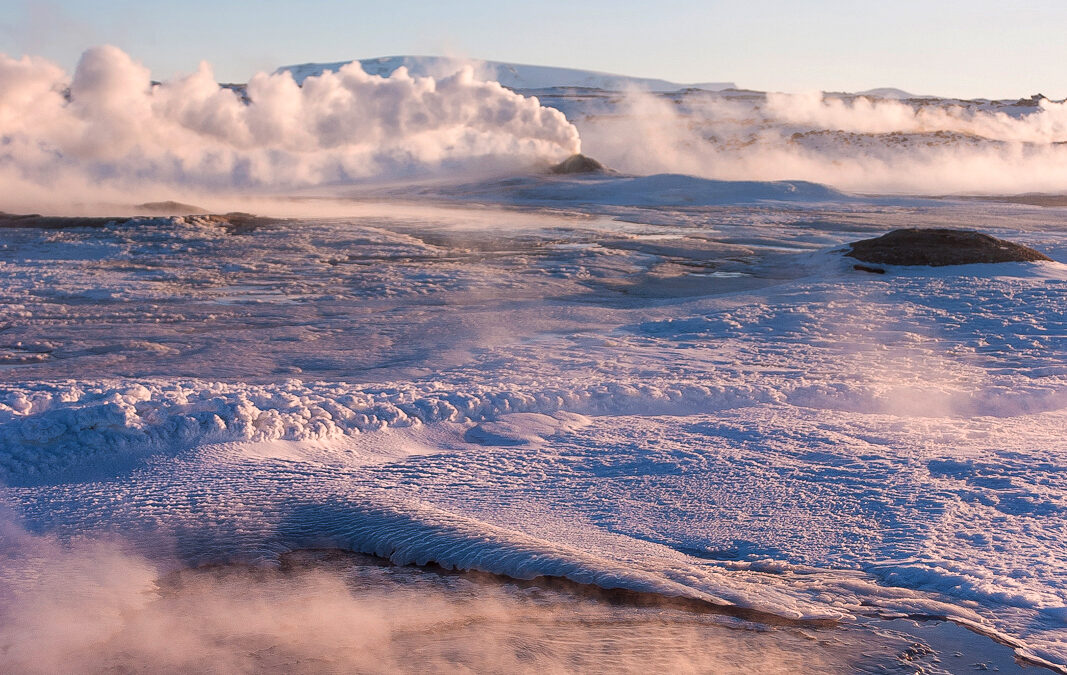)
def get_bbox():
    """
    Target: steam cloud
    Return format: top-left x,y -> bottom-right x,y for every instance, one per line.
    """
0,46 -> 580,210
3,46 -> 1067,206
578,89 -> 1067,195
0,518 -> 852,674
